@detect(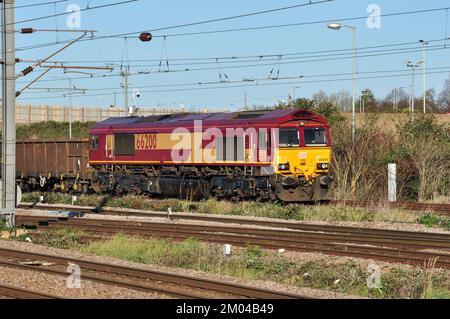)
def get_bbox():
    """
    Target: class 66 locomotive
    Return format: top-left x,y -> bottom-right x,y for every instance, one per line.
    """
88,109 -> 333,203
